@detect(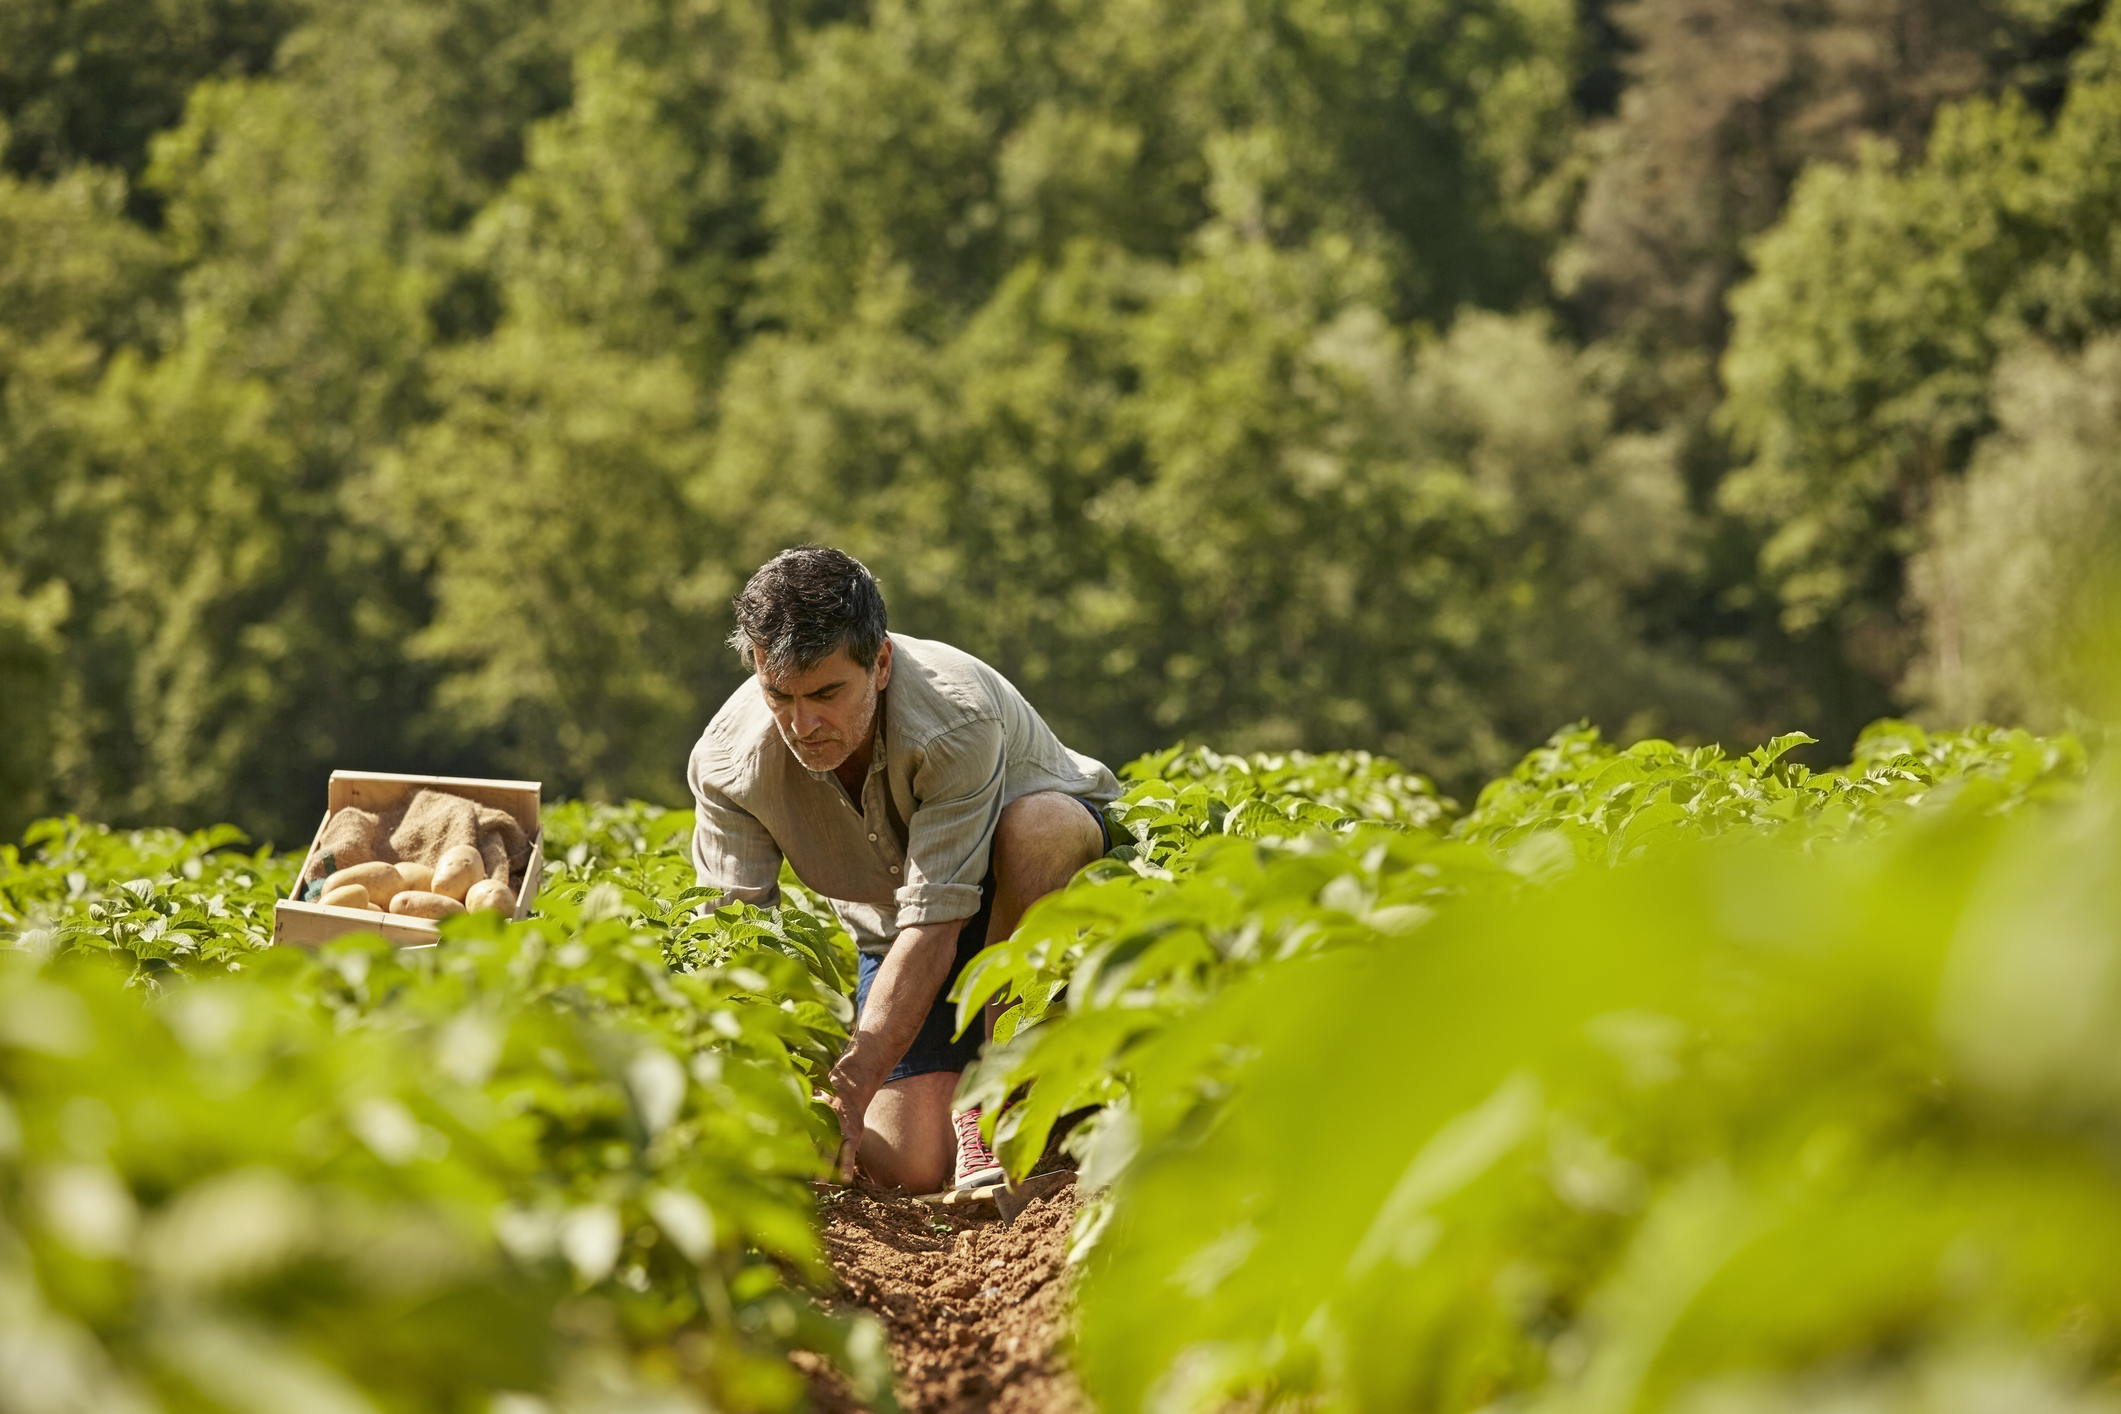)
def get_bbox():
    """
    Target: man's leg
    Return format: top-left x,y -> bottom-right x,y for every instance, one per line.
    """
857,1071 -> 958,1193
981,791 -> 1108,1036
855,794 -> 1104,1190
